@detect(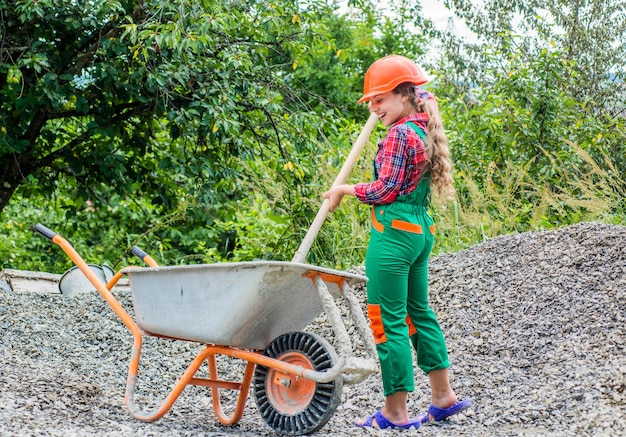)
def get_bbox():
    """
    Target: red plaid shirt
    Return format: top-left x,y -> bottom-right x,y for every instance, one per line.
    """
354,112 -> 429,204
